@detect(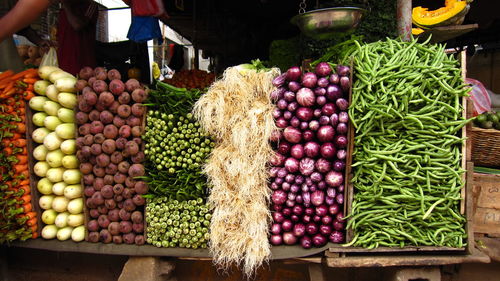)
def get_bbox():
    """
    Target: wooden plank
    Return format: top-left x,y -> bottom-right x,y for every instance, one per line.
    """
328,245 -> 464,253
307,264 -> 325,281
474,207 -> 500,237
460,50 -> 468,215
476,237 -> 500,262
325,252 -> 490,268
473,173 -> 500,209
465,161 -> 475,255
